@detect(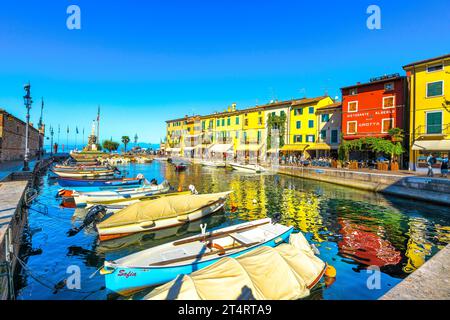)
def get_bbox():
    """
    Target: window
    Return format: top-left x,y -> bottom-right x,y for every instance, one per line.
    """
426,111 -> 443,134
382,118 -> 394,133
222,119 -> 225,126
280,111 -> 286,117
383,96 -> 395,109
385,82 -> 395,91
308,120 -> 314,128
227,118 -> 231,126
216,120 -> 220,127
306,135 -> 315,143
235,117 -> 240,125
309,106 -> 314,114
245,119 -> 249,126
427,81 -> 444,97
350,88 -> 358,95
331,130 -> 338,144
321,114 -> 330,122
294,108 -> 303,116
236,131 -> 240,139
347,121 -> 357,134
202,121 -> 205,130
209,120 -> 213,129
296,121 -> 301,129
258,117 -> 263,125
272,112 -> 276,116
320,130 -> 327,140
294,135 -> 302,143
348,101 -> 358,112
257,131 -> 261,143
427,64 -> 443,72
